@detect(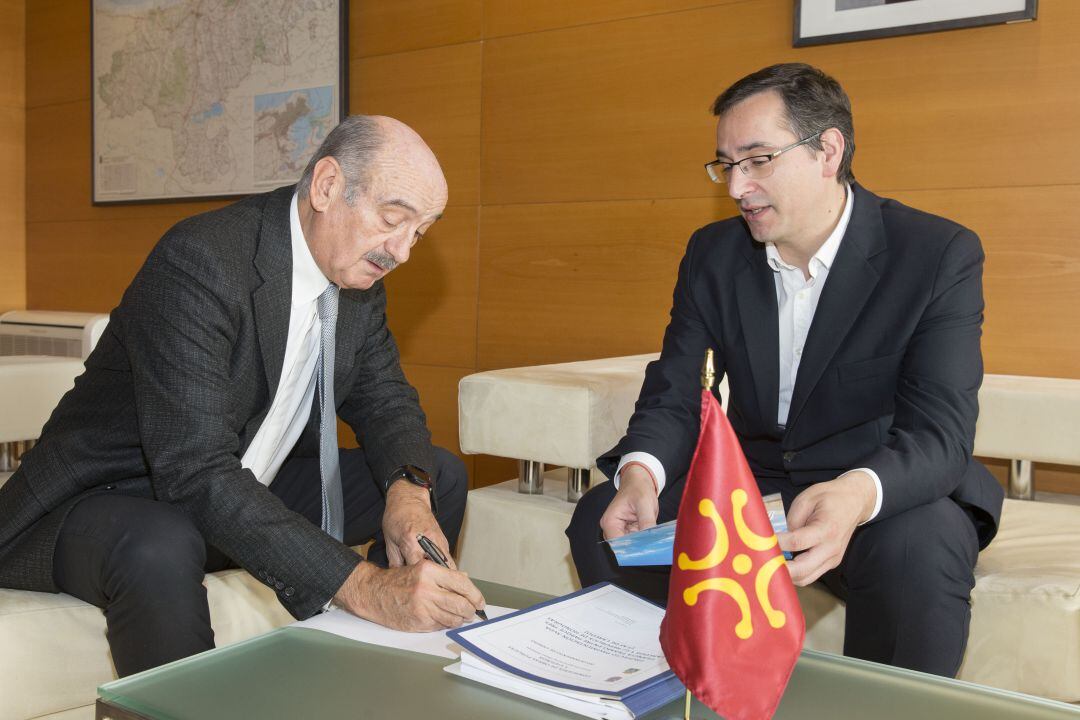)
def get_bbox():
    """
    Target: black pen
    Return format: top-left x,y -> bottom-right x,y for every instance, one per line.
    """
416,533 -> 488,621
